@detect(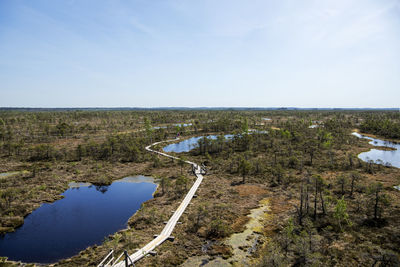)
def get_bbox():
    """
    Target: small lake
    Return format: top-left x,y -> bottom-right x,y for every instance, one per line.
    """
0,171 -> 21,178
153,123 -> 192,130
352,132 -> 400,168
175,123 -> 192,127
248,129 -> 268,134
163,134 -> 233,153
0,176 -> 157,264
